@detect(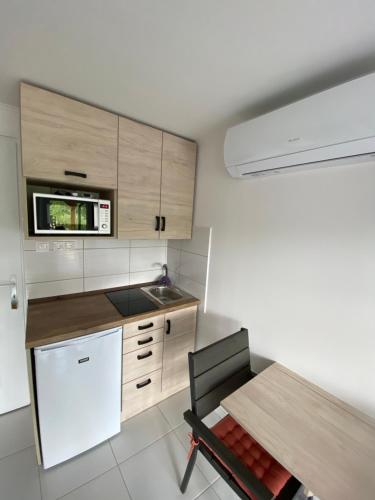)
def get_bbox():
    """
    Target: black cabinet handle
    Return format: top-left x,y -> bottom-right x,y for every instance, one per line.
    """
138,322 -> 154,331
137,350 -> 153,360
138,336 -> 153,346
64,170 -> 87,179
166,319 -> 171,334
161,216 -> 166,231
155,216 -> 160,231
136,378 -> 151,389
